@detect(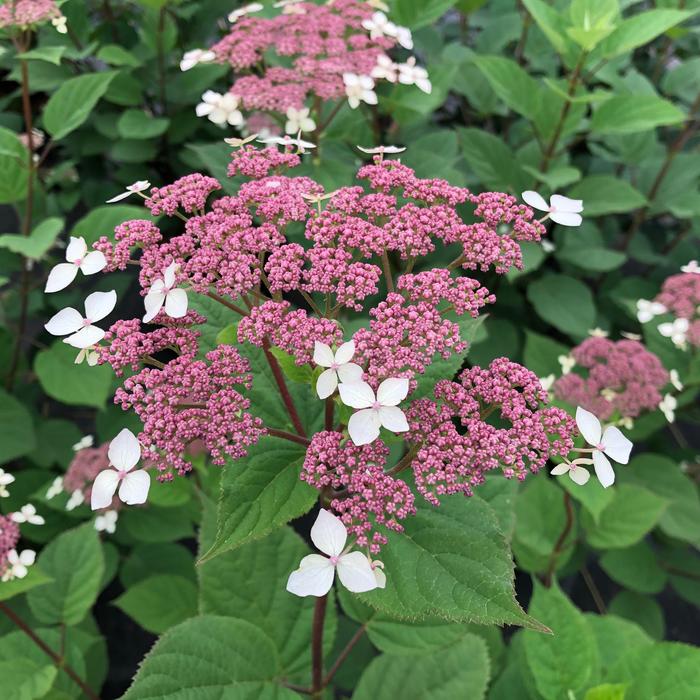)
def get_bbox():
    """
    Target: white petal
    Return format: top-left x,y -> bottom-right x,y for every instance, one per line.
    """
286,554 -> 335,597
118,470 -> 150,505
164,288 -> 188,318
657,322 -> 674,338
311,508 -> 347,557
163,262 -> 178,288
18,550 -> 36,566
348,408 -> 381,445
373,566 -> 386,588
90,469 -> 120,510
64,325 -> 105,349
338,381 -> 375,409
79,251 -> 107,275
106,190 -> 133,203
376,377 -> 409,407
593,451 -> 615,488
550,463 -> 570,476
45,263 -> 79,293
576,406 -> 602,446
45,307 -> 83,336
337,552 -> 379,593
570,466 -> 590,485
108,428 -> 141,472
337,362 -> 363,383
316,369 -> 338,399
313,341 -> 335,367
550,211 -> 582,227
601,426 -> 633,464
143,291 -> 165,322
65,236 -> 88,262
522,190 -> 549,211
84,290 -> 117,322
334,340 -> 355,365
550,194 -> 583,213
377,405 -> 409,433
